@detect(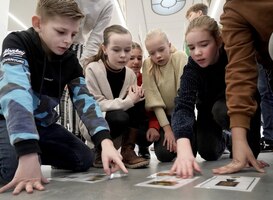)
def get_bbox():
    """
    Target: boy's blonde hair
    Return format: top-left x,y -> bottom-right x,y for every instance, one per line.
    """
145,29 -> 176,81
36,0 -> 84,20
186,15 -> 221,41
186,3 -> 208,18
